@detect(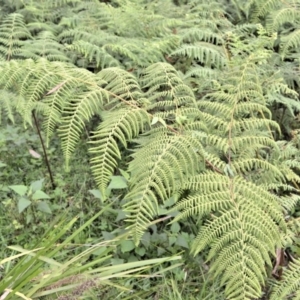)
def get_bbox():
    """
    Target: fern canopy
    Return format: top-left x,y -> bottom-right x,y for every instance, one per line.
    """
1,0 -> 300,299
